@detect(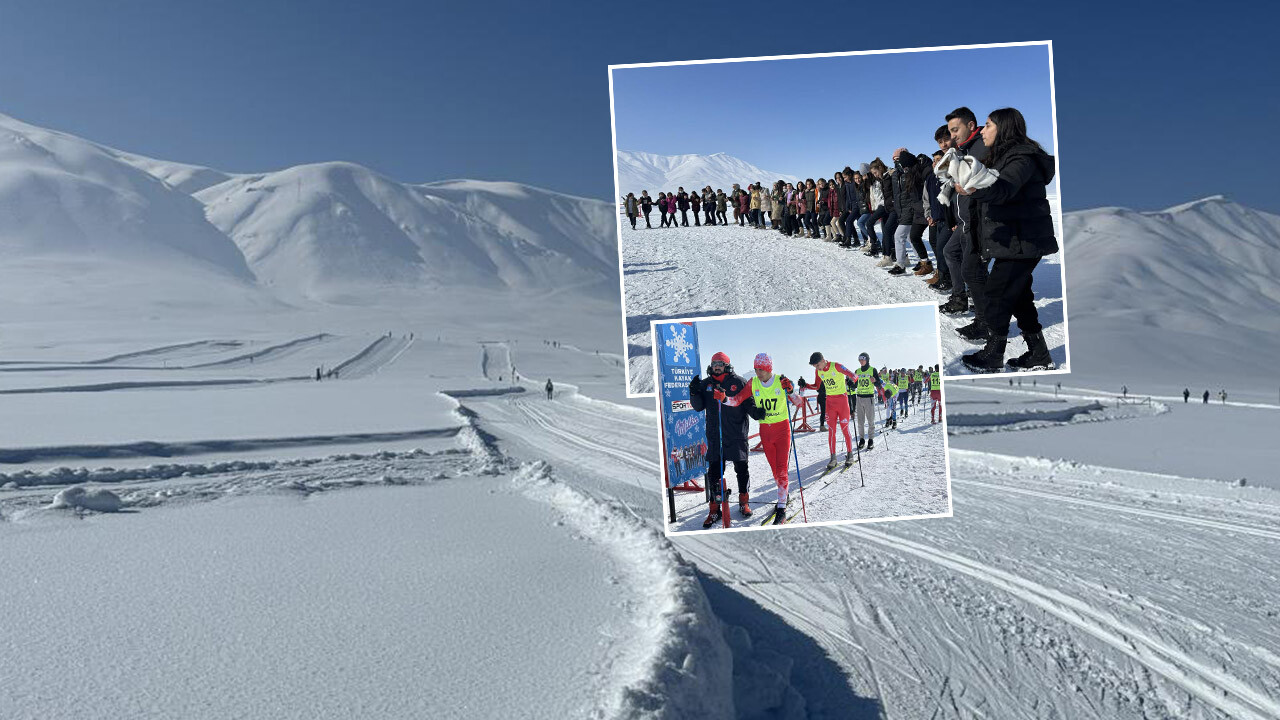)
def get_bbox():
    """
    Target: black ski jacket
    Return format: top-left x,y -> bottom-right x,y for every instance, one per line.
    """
968,142 -> 1058,260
